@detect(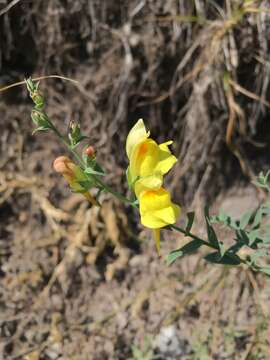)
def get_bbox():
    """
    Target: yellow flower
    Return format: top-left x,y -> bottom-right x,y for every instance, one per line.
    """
126,119 -> 177,189
53,156 -> 97,206
139,188 -> 181,253
126,119 -> 180,253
